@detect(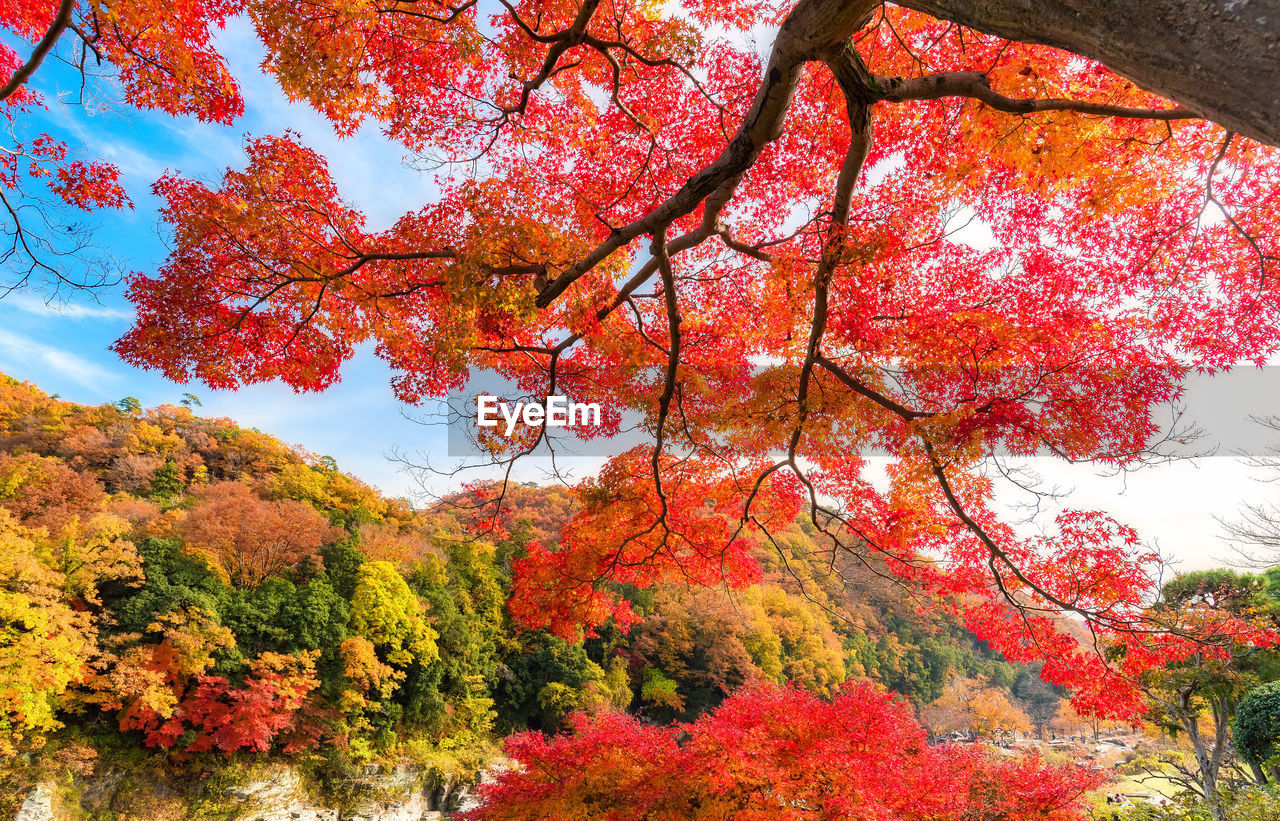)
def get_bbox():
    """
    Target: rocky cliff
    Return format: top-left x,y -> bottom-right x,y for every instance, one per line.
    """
12,763 -> 505,821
